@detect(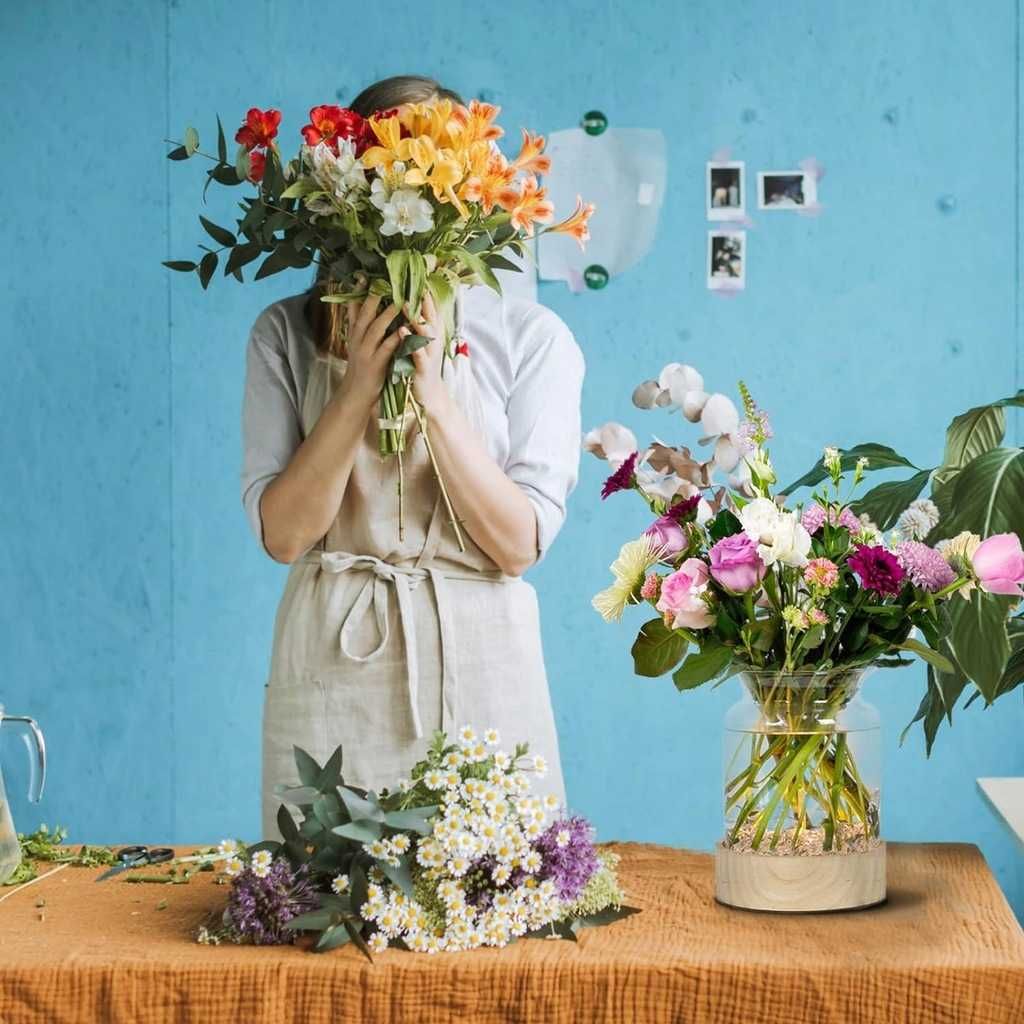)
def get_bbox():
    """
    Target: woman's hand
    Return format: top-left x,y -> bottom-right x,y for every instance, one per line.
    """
333,290 -> 410,408
406,292 -> 451,417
